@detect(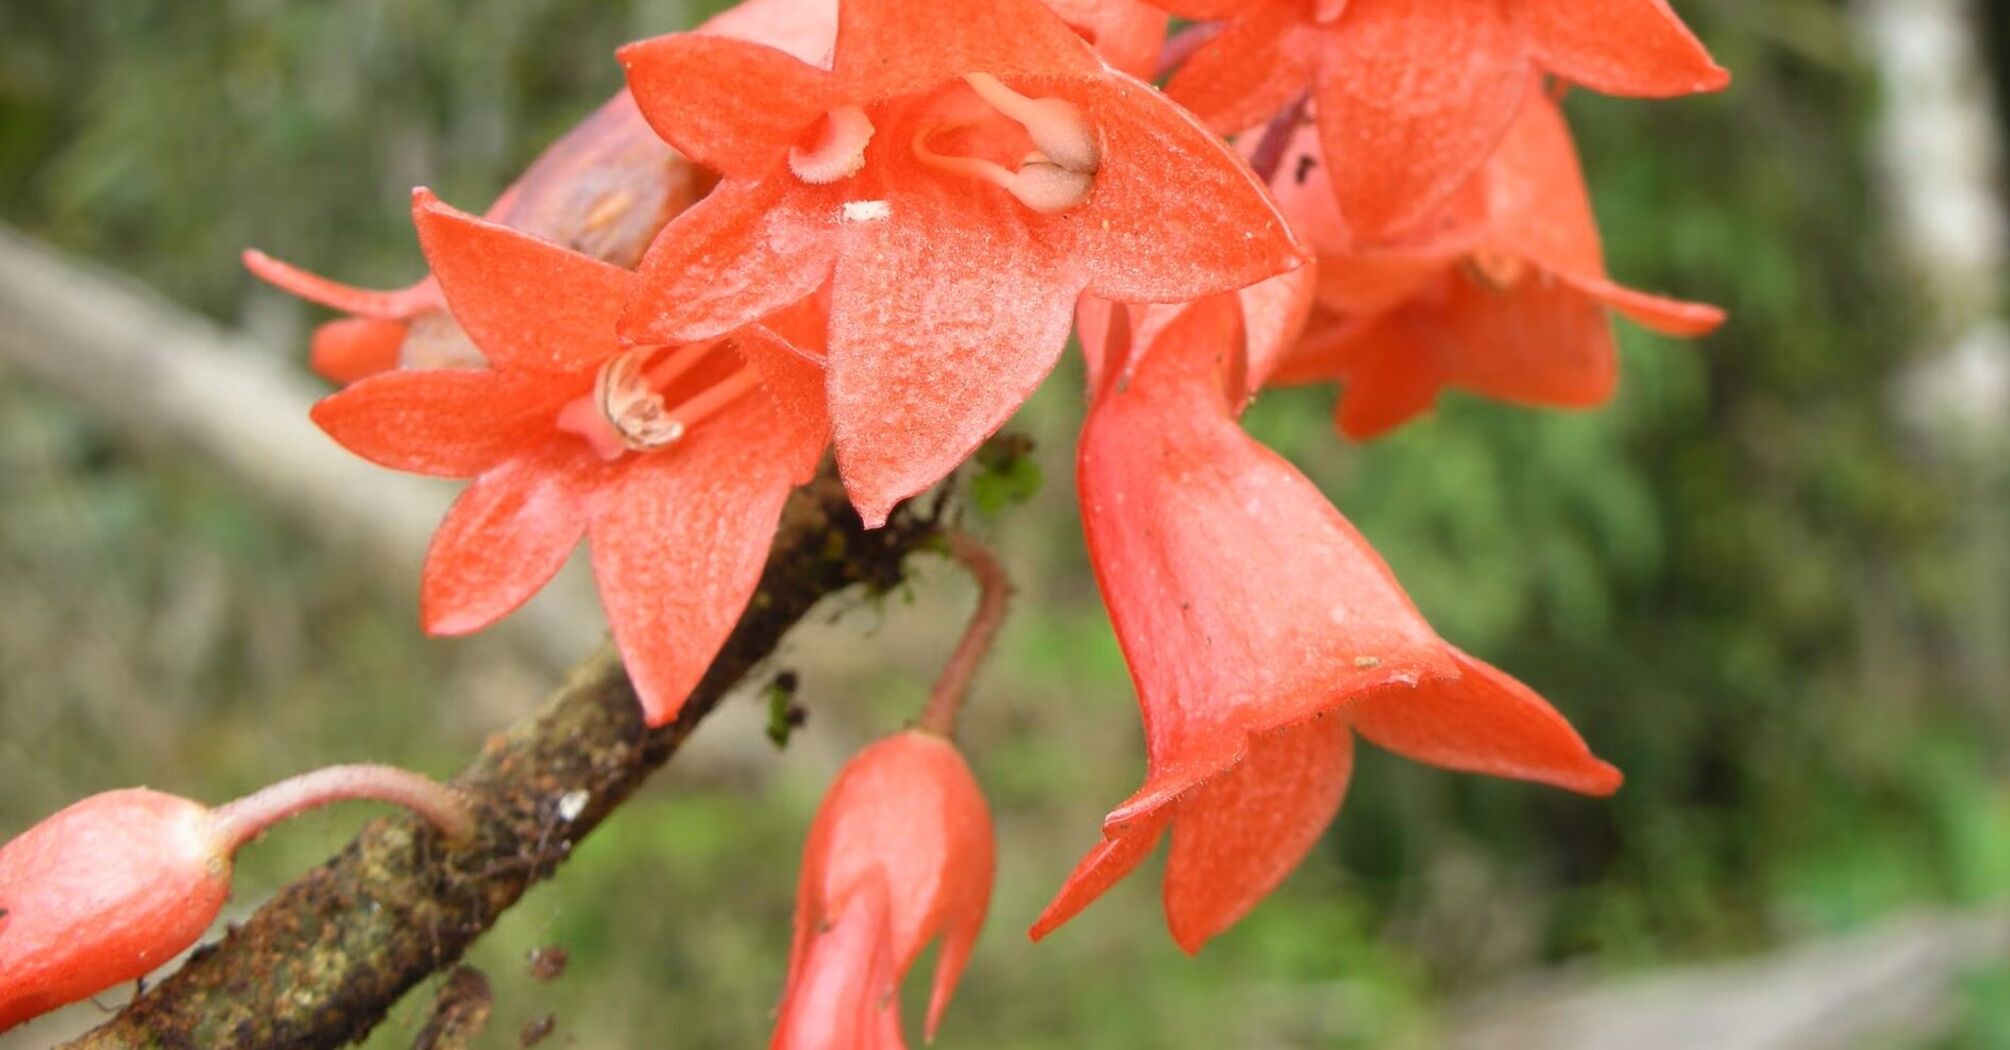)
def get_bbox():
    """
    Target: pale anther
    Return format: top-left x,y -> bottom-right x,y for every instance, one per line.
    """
790,106 -> 876,185
596,347 -> 686,451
